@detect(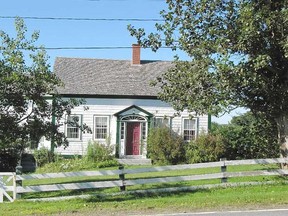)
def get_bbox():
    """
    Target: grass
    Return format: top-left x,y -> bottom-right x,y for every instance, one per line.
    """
1,159 -> 288,215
